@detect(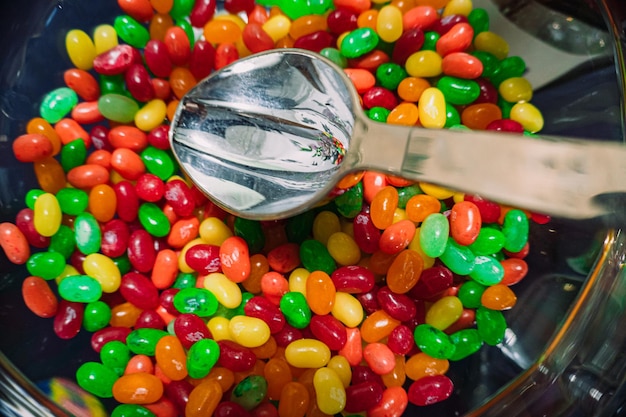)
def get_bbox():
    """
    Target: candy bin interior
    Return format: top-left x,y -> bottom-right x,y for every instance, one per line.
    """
0,0 -> 625,416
